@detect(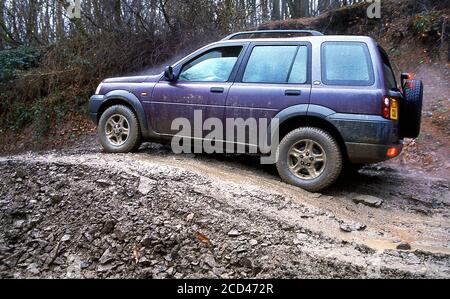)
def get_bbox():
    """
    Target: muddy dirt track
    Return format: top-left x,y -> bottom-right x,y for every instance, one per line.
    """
0,141 -> 449,278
